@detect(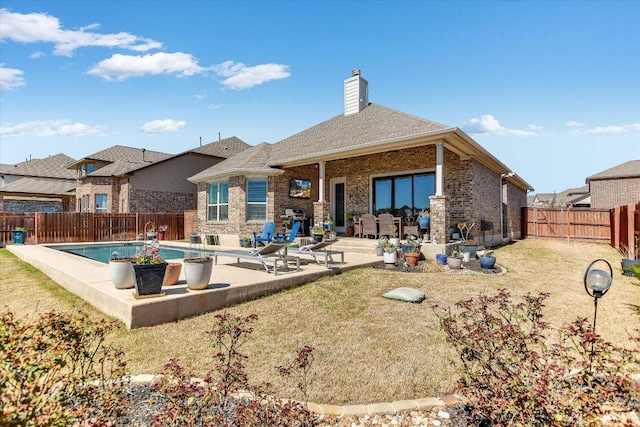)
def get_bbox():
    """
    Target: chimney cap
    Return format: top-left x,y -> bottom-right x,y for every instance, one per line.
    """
352,69 -> 360,76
